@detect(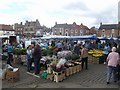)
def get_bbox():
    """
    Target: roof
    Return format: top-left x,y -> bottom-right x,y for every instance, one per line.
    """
0,24 -> 14,31
53,23 -> 90,30
79,23 -> 90,30
99,24 -> 119,30
53,23 -> 72,29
